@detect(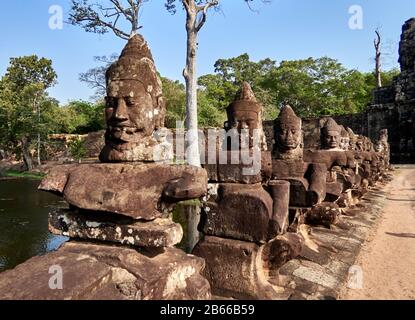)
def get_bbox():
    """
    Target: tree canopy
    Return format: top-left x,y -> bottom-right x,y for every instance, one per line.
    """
199,54 -> 400,119
0,52 -> 400,169
0,55 -> 58,169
